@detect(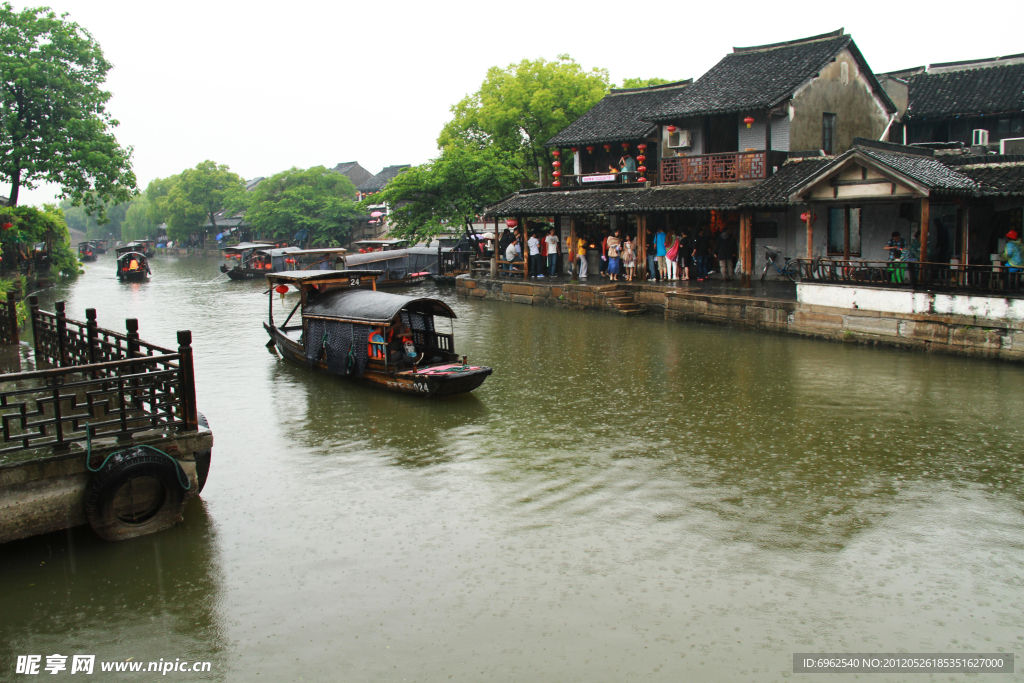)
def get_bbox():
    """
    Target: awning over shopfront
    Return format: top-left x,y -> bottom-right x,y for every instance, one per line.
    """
484,186 -> 743,218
